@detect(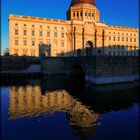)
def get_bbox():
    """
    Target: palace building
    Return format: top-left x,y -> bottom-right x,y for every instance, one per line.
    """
9,0 -> 139,57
